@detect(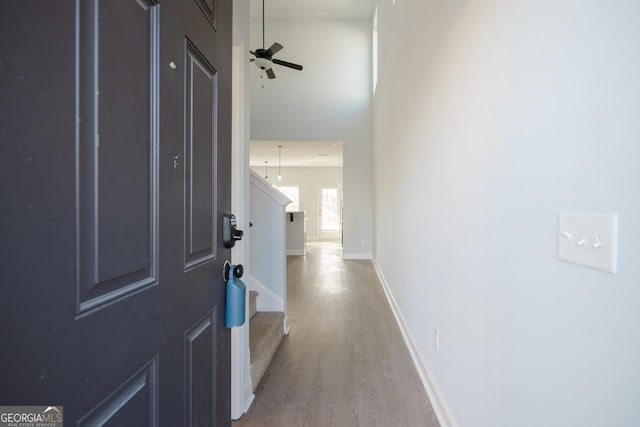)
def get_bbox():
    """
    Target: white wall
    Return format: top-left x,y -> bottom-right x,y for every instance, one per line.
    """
285,211 -> 306,255
250,166 -> 343,241
373,1 -> 640,427
249,171 -> 290,315
249,18 -> 372,256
